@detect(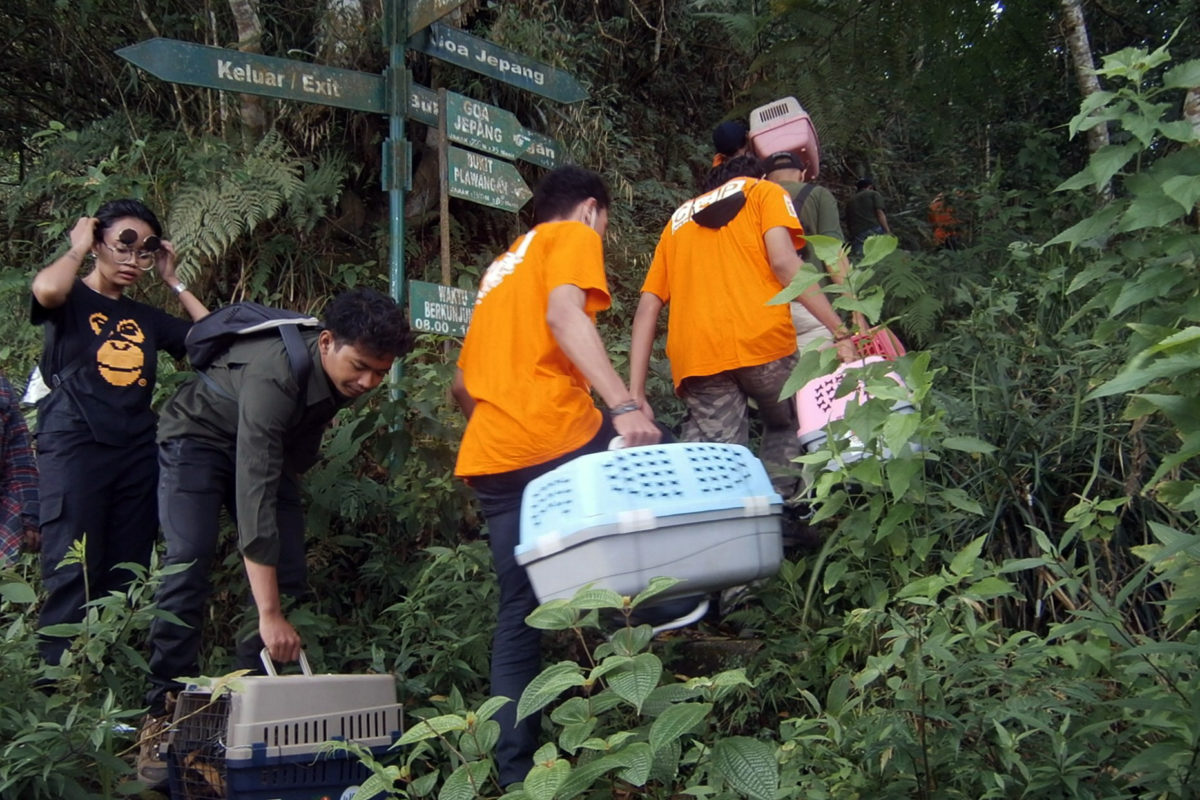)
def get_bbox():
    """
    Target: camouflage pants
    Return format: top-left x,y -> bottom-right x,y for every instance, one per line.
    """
678,354 -> 800,499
